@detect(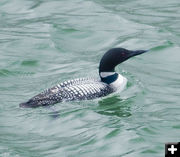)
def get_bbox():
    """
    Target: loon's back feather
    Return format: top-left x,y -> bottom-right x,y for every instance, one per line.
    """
20,77 -> 113,108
